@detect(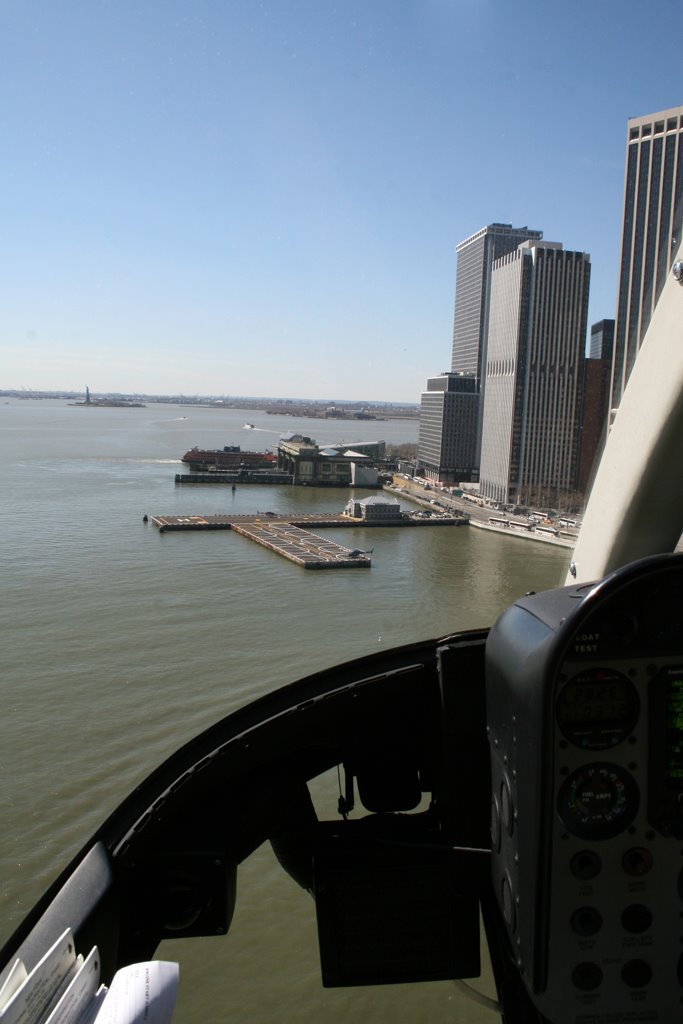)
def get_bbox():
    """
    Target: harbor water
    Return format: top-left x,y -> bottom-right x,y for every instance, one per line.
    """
0,399 -> 569,1022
